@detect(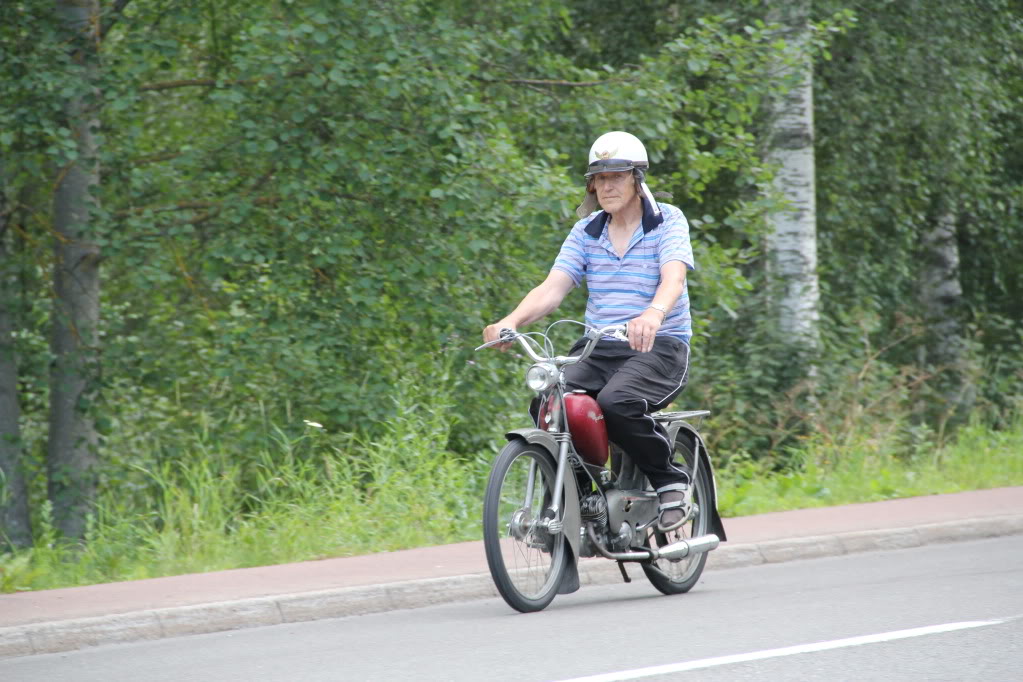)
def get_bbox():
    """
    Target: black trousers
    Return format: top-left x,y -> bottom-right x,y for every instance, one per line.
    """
536,336 -> 692,491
